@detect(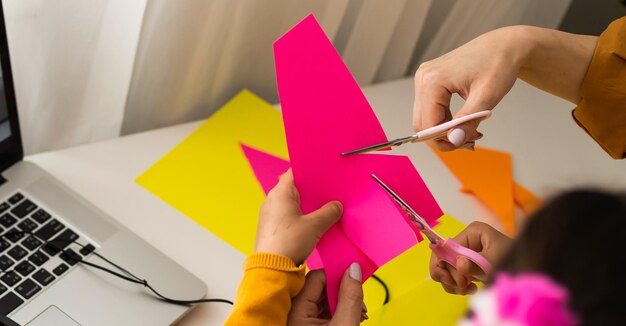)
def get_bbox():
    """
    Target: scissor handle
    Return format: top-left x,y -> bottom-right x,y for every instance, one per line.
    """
430,238 -> 492,276
415,110 -> 492,142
